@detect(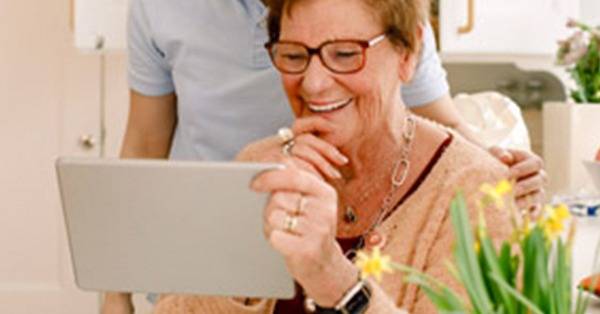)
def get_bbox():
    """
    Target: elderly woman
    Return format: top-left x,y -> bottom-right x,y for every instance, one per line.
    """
154,0 -> 512,313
